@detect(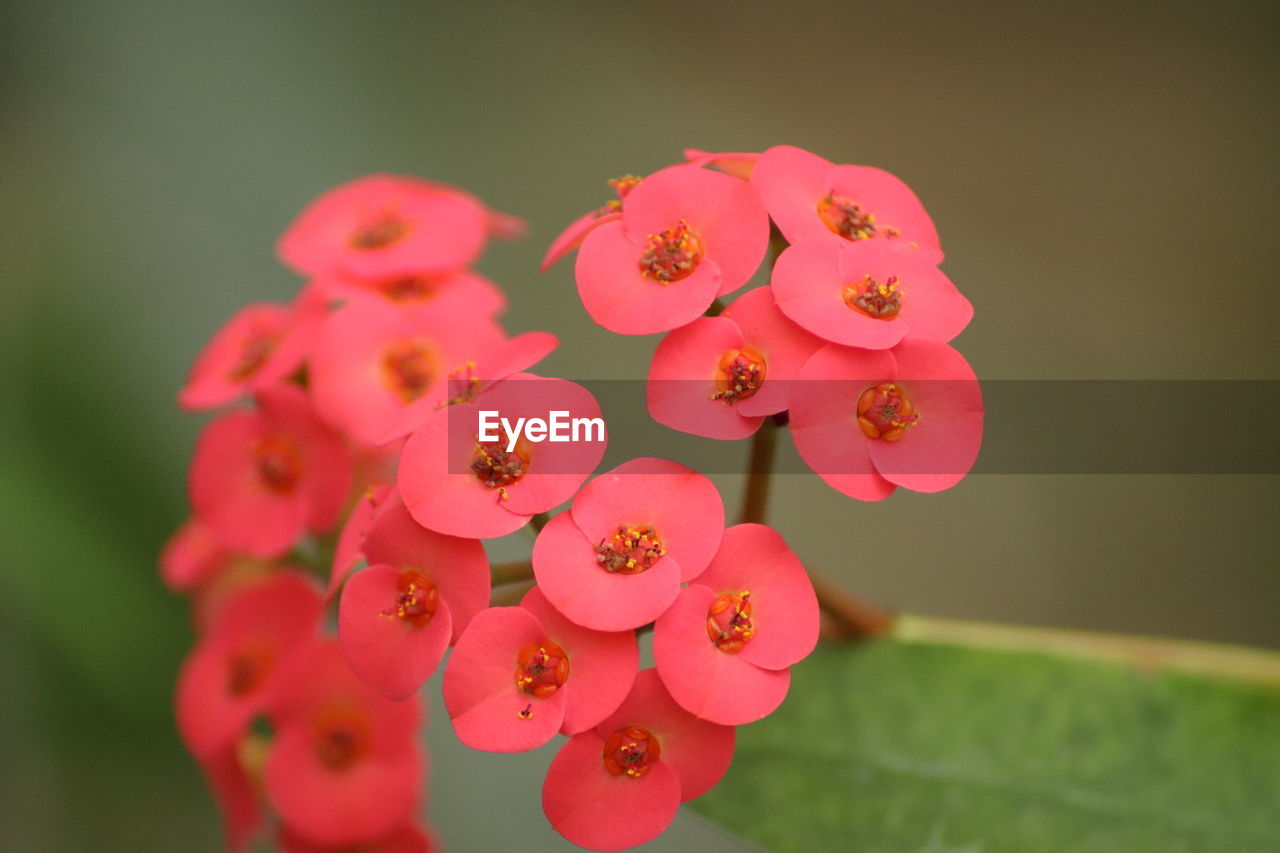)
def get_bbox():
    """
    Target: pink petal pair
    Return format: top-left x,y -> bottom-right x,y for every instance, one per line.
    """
443,586 -> 638,752
542,669 -> 735,851
654,524 -> 818,725
771,240 -> 971,349
647,286 -> 824,439
338,498 -> 490,701
790,338 -> 984,501
752,145 -> 942,261
532,457 -> 725,631
398,373 -> 606,539
574,165 -> 769,334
